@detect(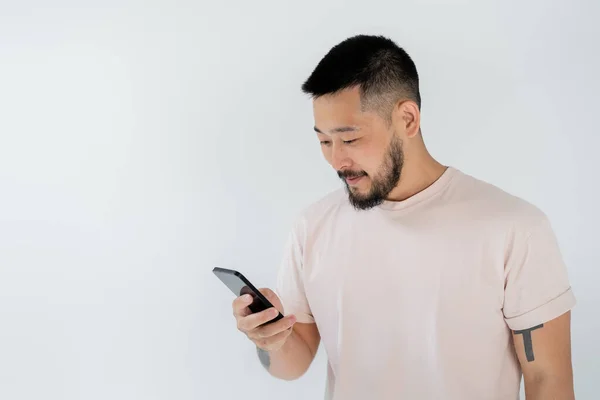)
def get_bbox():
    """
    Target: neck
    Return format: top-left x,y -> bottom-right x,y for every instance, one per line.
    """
386,148 -> 447,202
